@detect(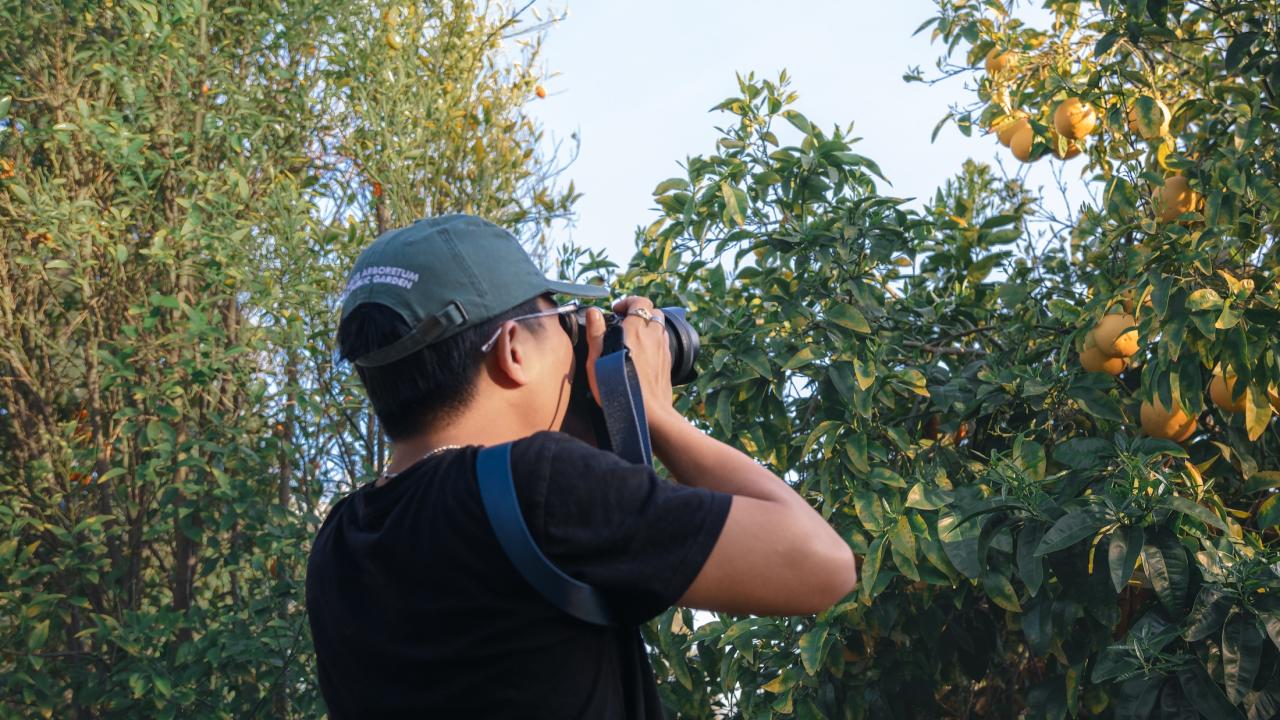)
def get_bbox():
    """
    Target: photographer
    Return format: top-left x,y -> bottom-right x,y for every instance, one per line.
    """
305,214 -> 858,718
